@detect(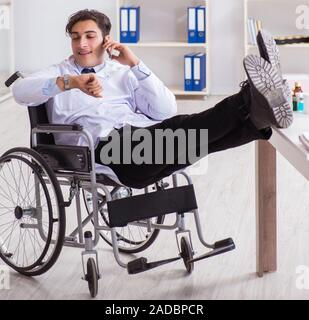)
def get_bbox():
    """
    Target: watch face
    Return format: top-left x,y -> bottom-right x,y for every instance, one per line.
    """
64,75 -> 70,90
